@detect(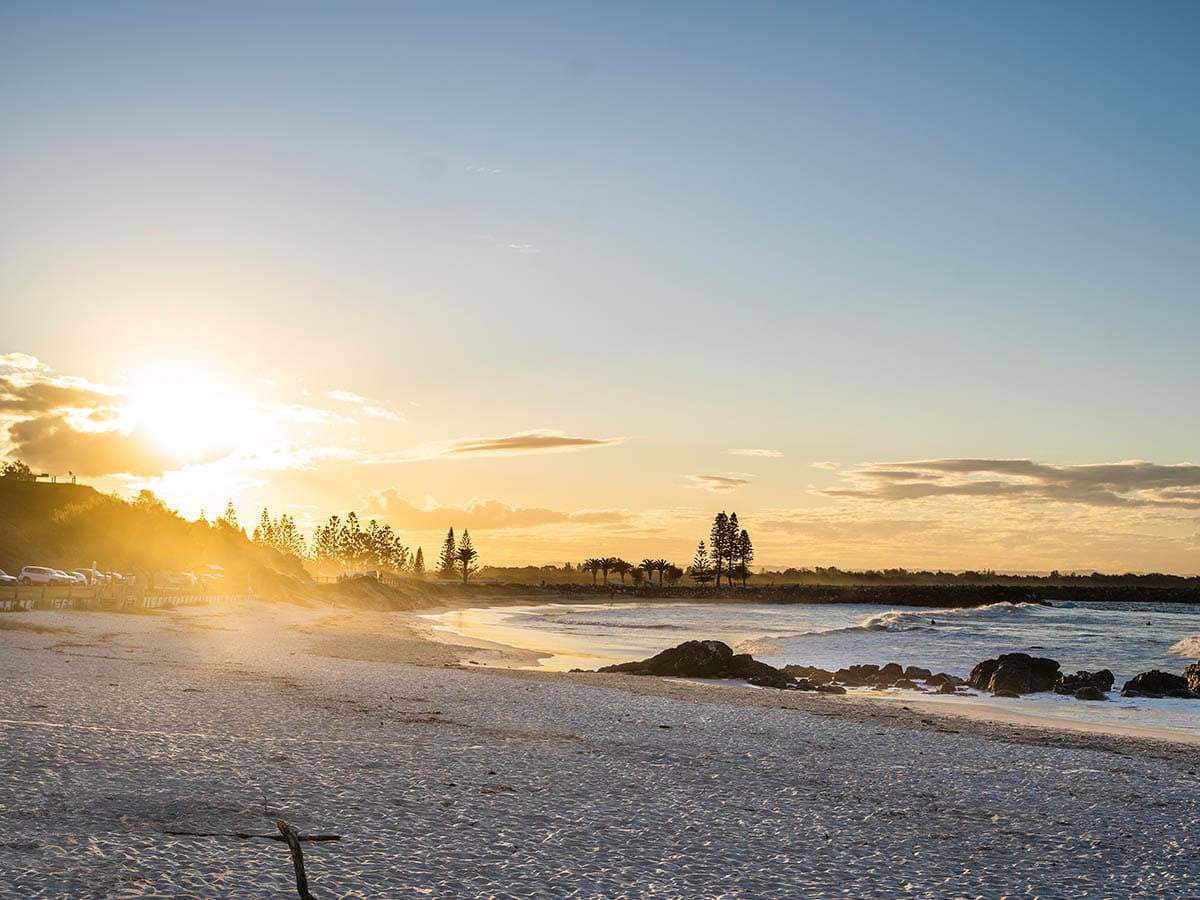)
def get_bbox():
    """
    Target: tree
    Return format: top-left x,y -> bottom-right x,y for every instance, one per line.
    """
598,556 -> 618,584
581,558 -> 601,586
664,563 -> 683,586
630,567 -> 645,586
736,528 -> 754,588
438,528 -> 457,577
613,558 -> 633,583
216,499 -> 241,534
412,546 -> 425,577
651,558 -> 669,586
455,529 -> 479,583
640,558 -> 657,585
726,512 -> 739,587
253,508 -> 275,546
1,459 -> 35,481
688,540 -> 714,587
710,511 -> 730,589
